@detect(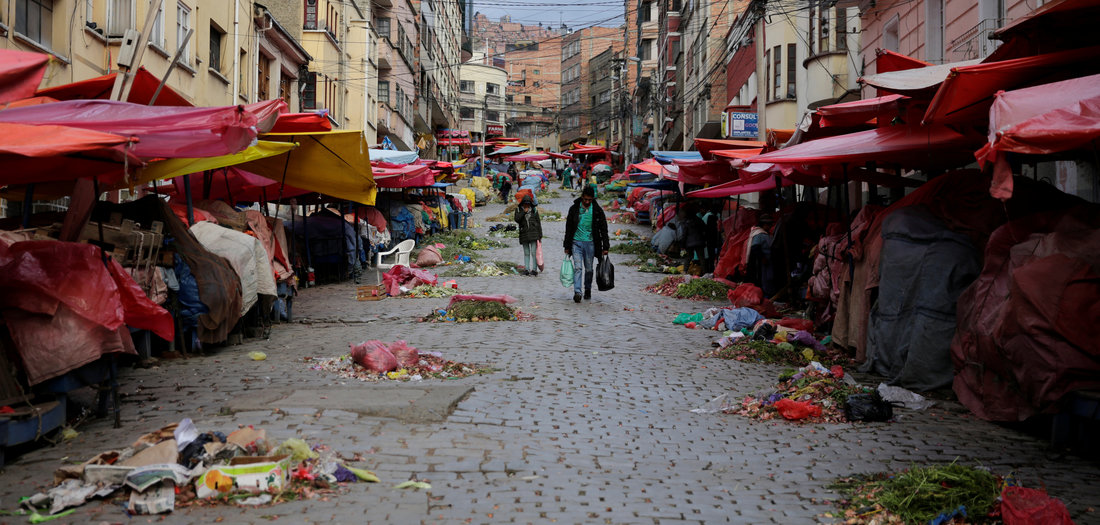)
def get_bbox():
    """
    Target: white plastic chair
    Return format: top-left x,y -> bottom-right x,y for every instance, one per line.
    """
374,239 -> 415,281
